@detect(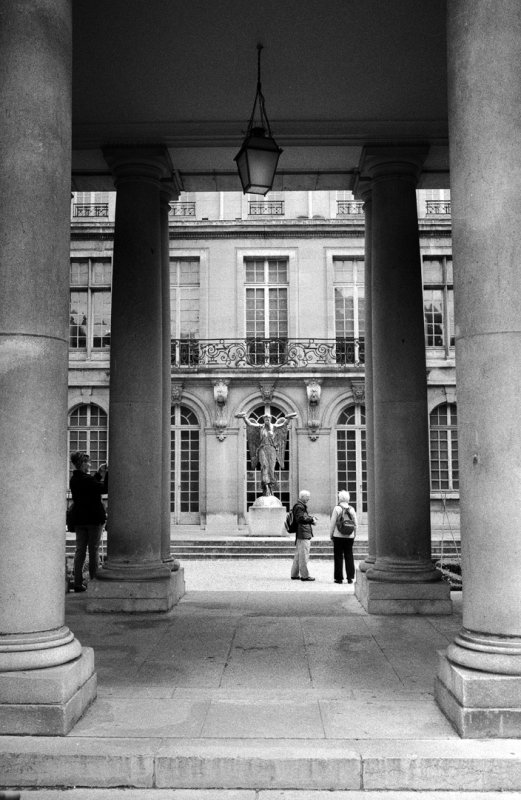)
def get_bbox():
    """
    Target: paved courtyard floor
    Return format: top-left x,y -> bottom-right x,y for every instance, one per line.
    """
4,560 -> 521,794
